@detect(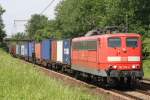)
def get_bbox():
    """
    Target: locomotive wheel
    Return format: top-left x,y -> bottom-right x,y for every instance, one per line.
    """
106,77 -> 118,88
127,77 -> 137,89
118,77 -> 125,88
86,74 -> 92,83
